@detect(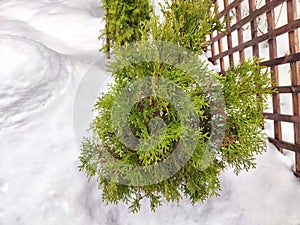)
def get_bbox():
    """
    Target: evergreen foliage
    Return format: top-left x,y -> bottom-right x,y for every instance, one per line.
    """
100,0 -> 152,56
79,0 -> 274,212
